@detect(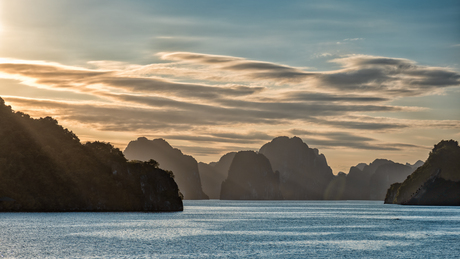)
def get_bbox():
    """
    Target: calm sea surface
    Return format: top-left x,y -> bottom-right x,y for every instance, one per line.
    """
1,200 -> 460,258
